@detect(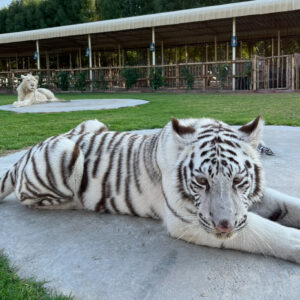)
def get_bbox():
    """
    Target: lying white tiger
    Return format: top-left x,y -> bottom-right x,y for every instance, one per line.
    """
1,117 -> 300,264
